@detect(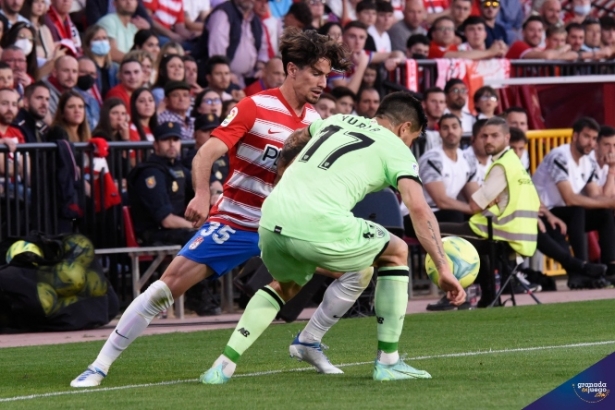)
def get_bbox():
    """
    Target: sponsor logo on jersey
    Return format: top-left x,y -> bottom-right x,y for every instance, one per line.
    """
261,144 -> 281,166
